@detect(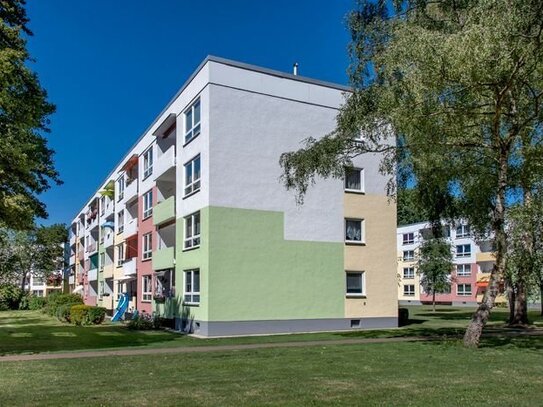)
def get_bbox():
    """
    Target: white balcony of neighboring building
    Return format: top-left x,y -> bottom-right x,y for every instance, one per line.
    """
69,234 -> 76,246
87,240 -> 98,254
102,200 -> 114,219
153,146 -> 176,181
88,267 -> 98,282
69,254 -> 76,265
68,275 -> 75,285
122,179 -> 138,204
123,257 -> 137,277
86,216 -> 98,231
103,229 -> 114,248
123,218 -> 138,239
